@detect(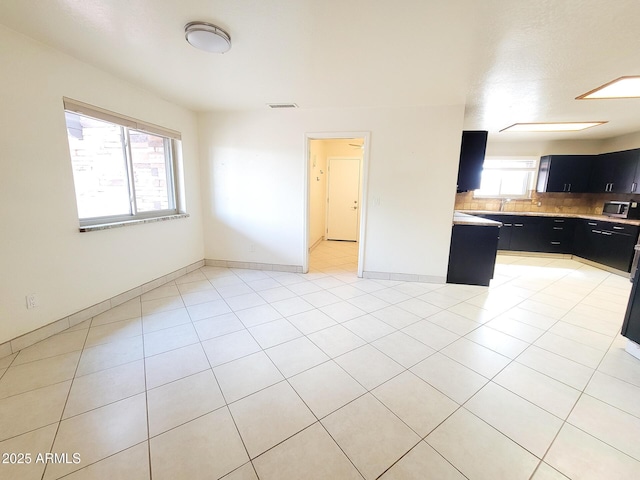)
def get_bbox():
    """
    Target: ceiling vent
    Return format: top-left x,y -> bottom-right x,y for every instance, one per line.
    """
267,103 -> 298,109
